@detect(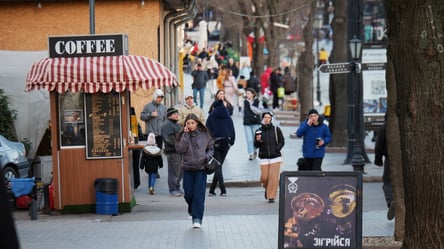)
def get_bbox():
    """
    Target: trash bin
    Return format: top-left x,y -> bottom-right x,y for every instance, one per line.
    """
94,178 -> 118,215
